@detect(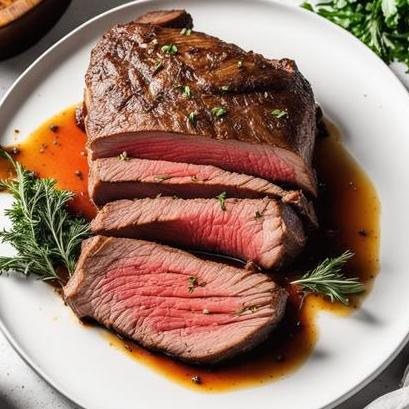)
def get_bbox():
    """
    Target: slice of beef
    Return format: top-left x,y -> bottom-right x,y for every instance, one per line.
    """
135,9 -> 193,28
64,236 -> 287,364
84,20 -> 317,194
90,197 -> 305,269
88,157 -> 317,227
